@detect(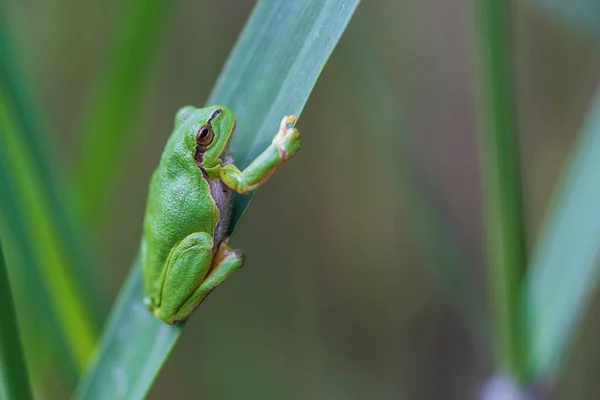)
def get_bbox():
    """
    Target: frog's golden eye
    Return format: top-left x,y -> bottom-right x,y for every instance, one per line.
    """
196,125 -> 214,147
